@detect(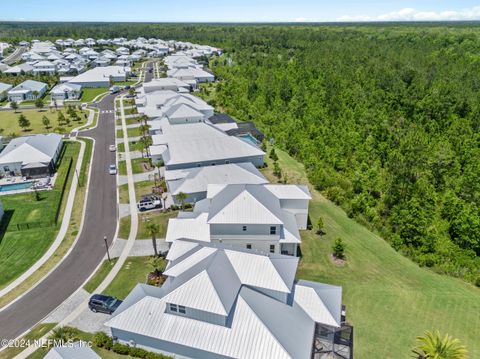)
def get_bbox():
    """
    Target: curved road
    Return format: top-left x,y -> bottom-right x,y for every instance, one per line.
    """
0,94 -> 118,341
